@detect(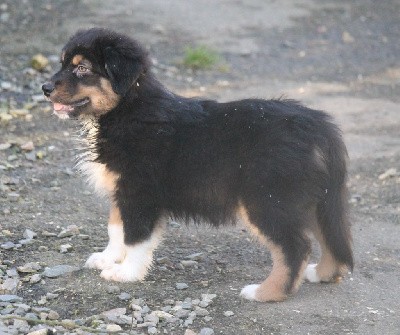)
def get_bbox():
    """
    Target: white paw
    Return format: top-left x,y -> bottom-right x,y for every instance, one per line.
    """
304,263 -> 321,283
100,262 -> 146,282
84,250 -> 124,270
240,284 -> 260,301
